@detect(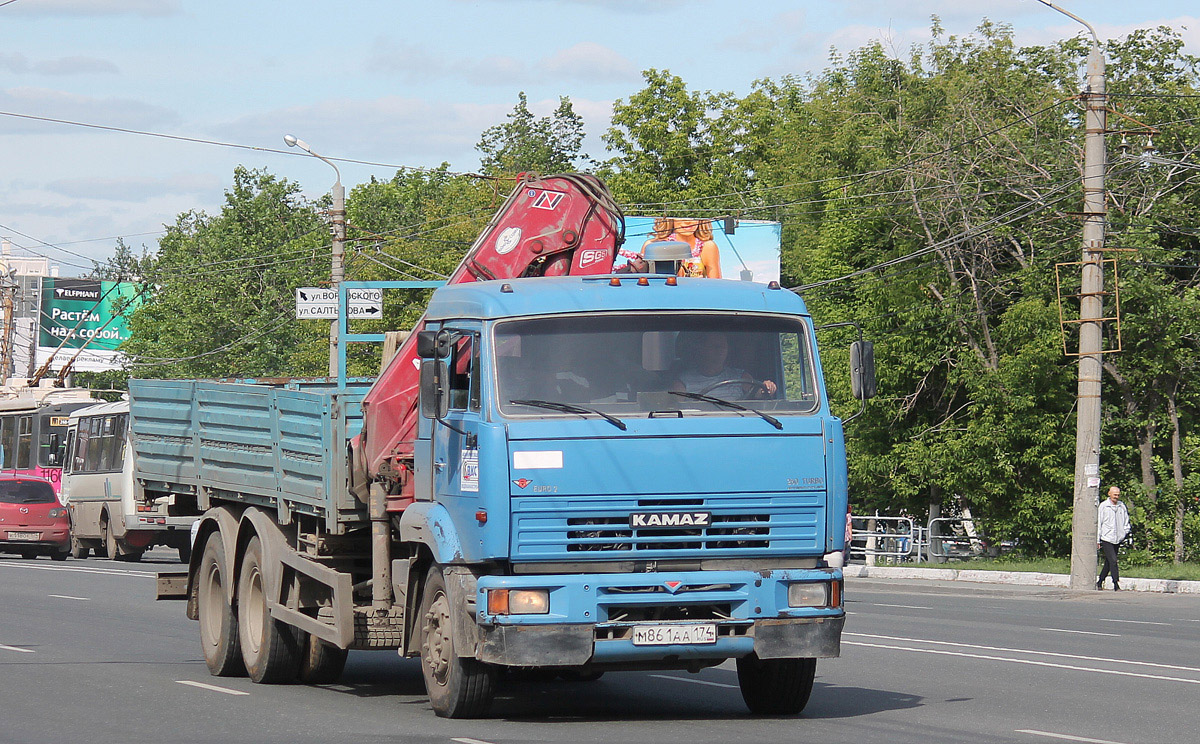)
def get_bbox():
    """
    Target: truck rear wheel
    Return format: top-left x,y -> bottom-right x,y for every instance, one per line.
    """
419,565 -> 496,718
237,536 -> 301,683
197,532 -> 245,677
297,632 -> 348,684
70,532 -> 89,559
736,655 -> 816,715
